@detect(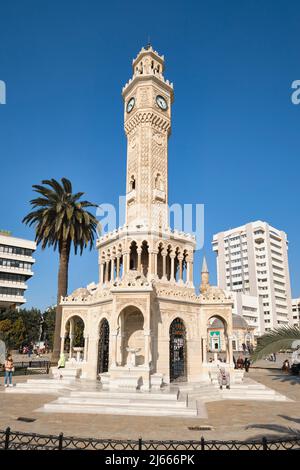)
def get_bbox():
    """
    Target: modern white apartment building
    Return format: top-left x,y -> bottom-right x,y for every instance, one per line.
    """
229,291 -> 263,336
292,298 -> 300,326
0,231 -> 36,309
212,221 -> 293,332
